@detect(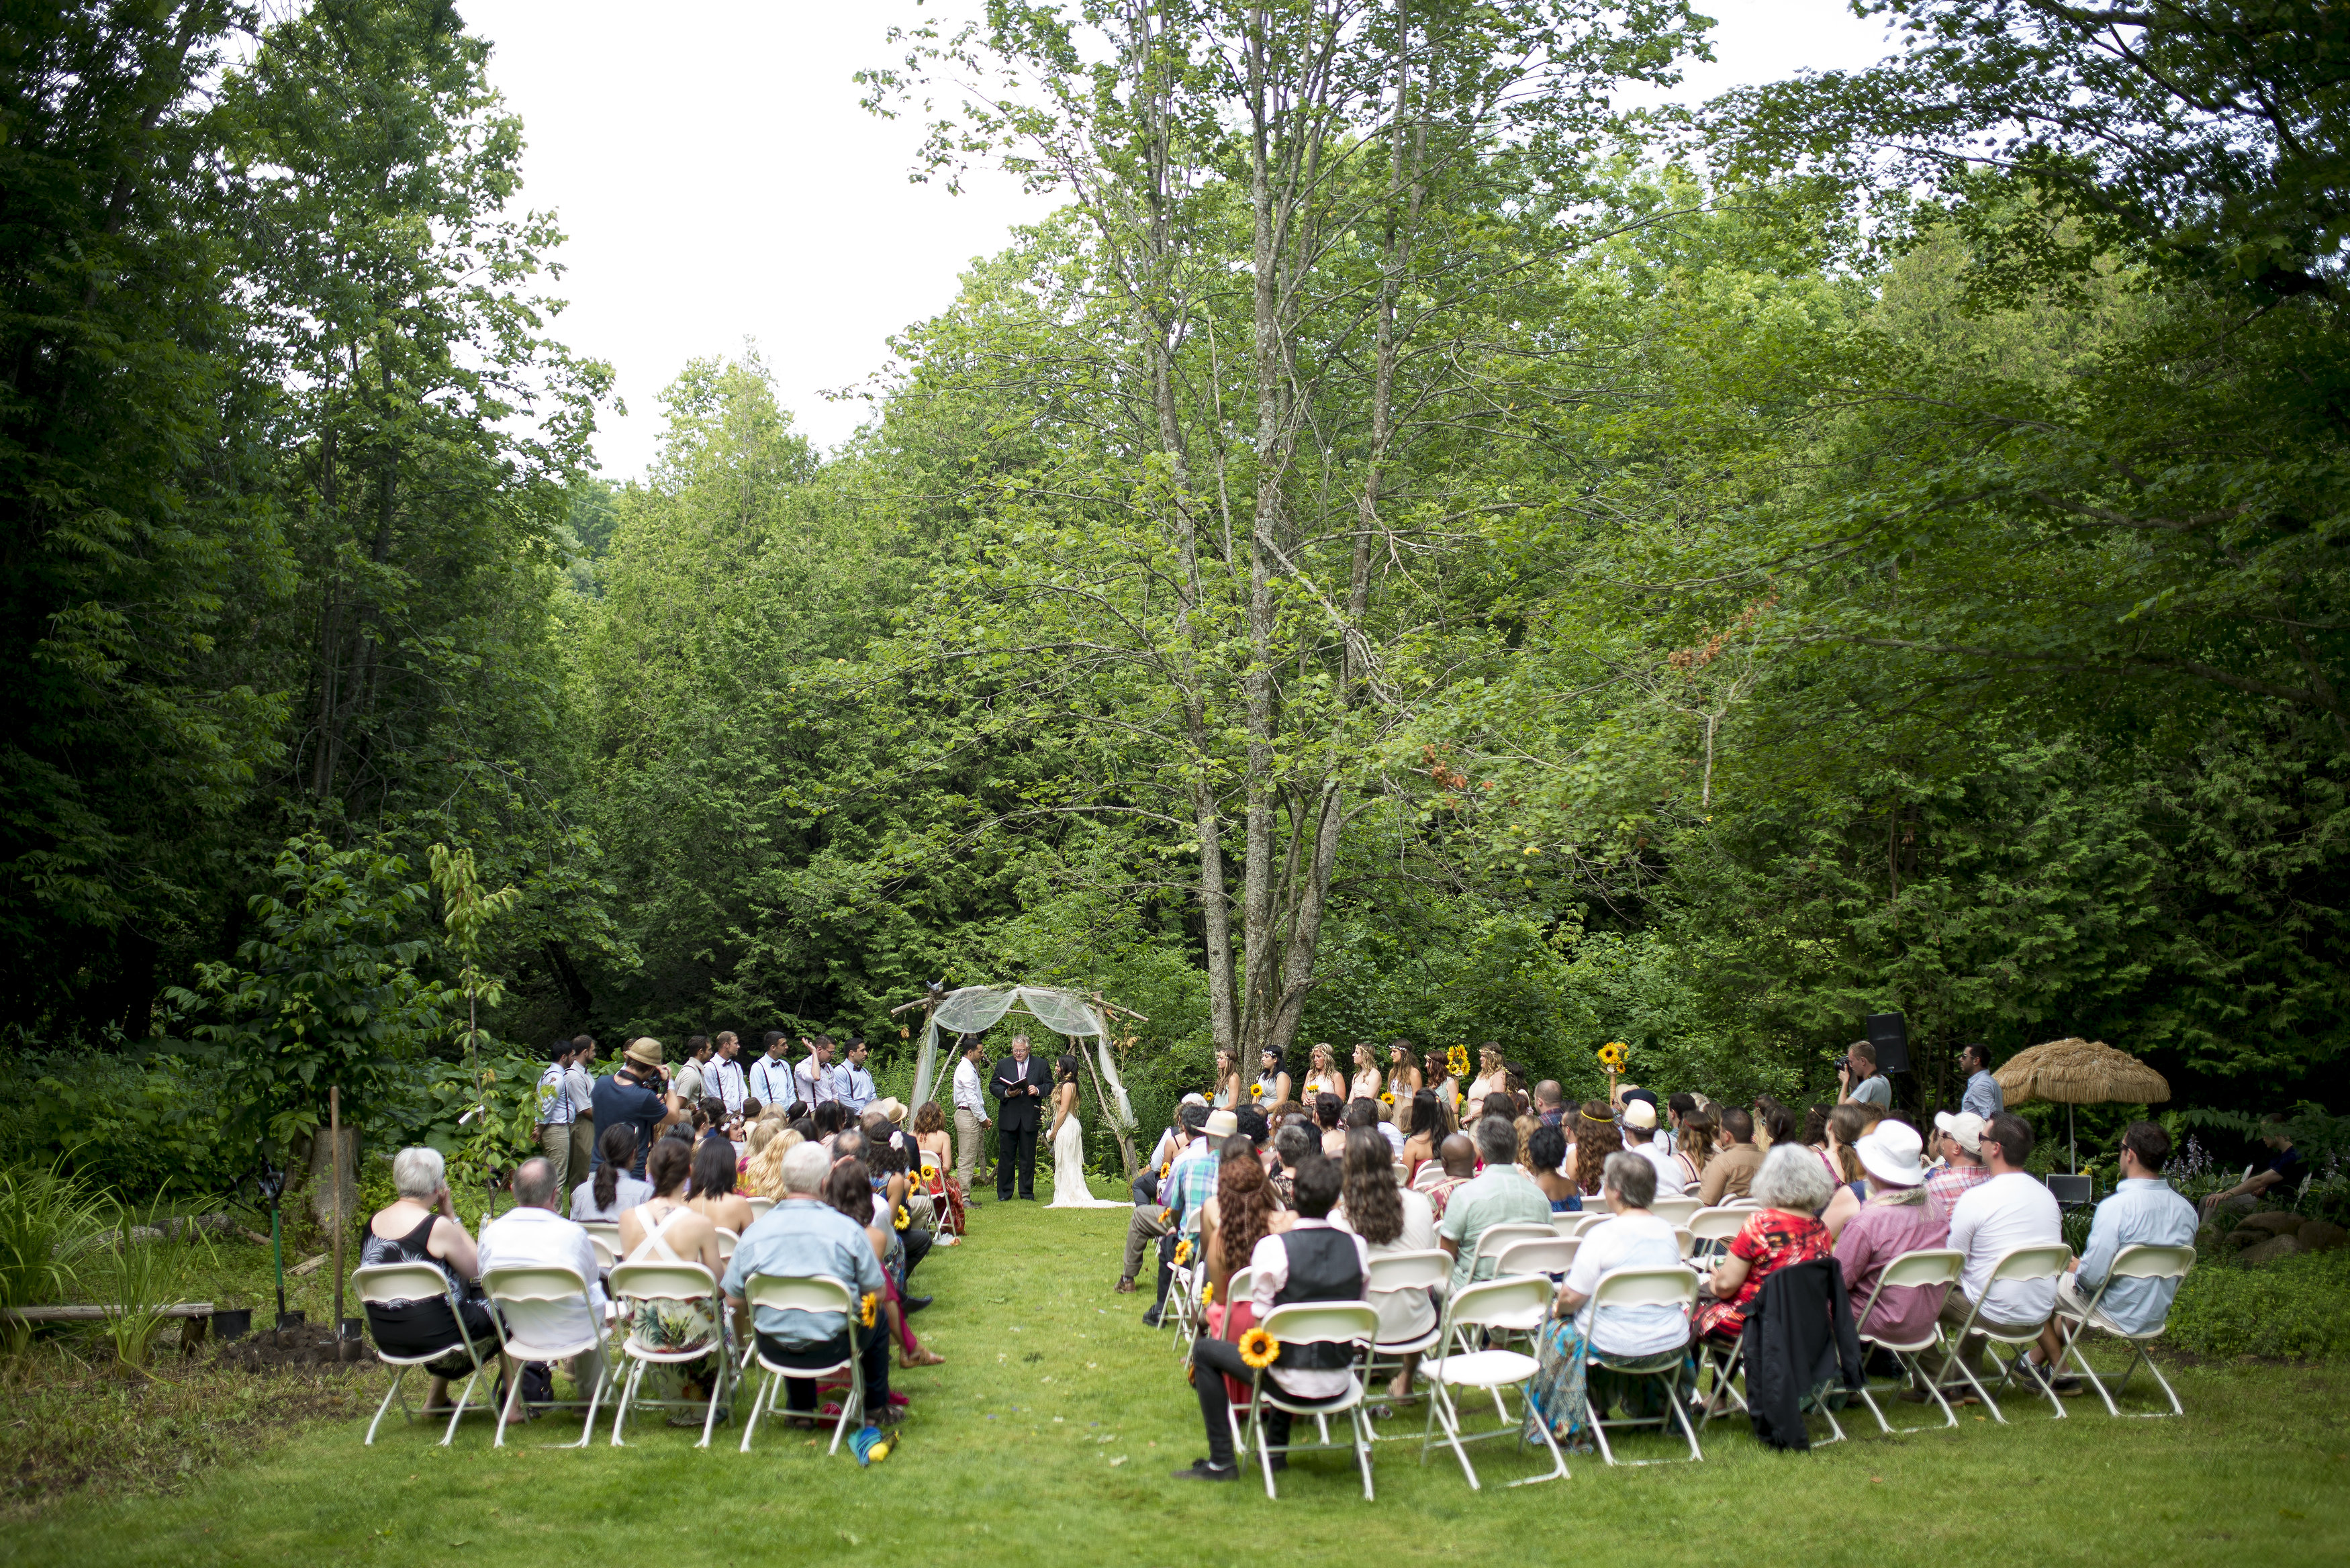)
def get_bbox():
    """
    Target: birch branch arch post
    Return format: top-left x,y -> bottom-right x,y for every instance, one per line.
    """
895,983 -> 1146,1179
